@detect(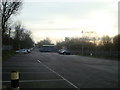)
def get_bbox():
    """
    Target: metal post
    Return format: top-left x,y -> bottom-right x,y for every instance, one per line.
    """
11,71 -> 20,90
81,31 -> 84,55
9,28 -> 11,50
